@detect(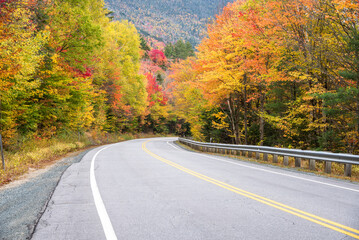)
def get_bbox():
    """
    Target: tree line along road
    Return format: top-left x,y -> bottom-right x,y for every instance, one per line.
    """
31,137 -> 359,240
